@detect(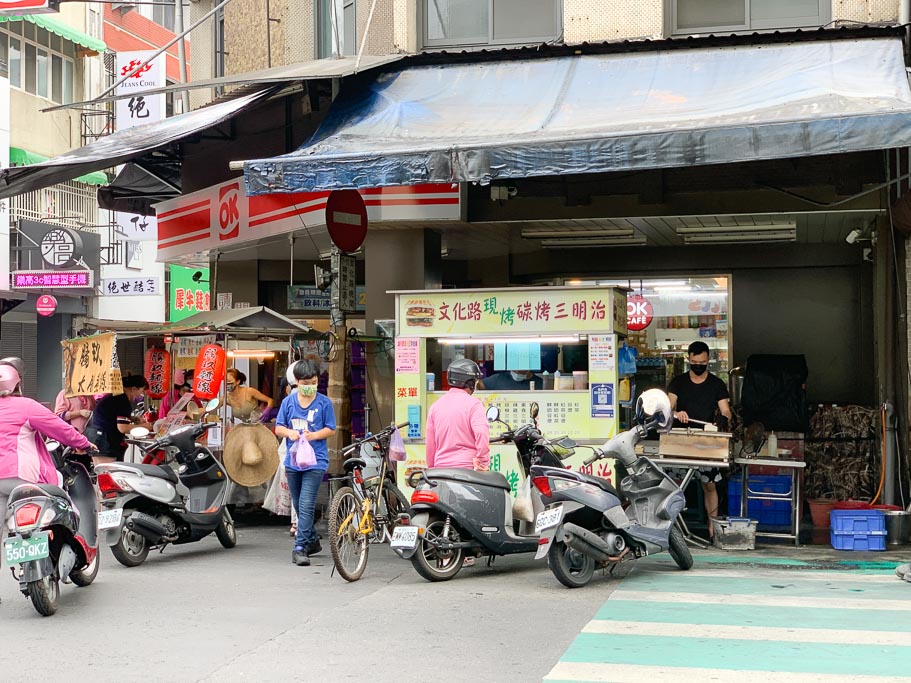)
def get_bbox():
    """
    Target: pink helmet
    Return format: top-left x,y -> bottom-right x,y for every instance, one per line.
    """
0,363 -> 21,394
